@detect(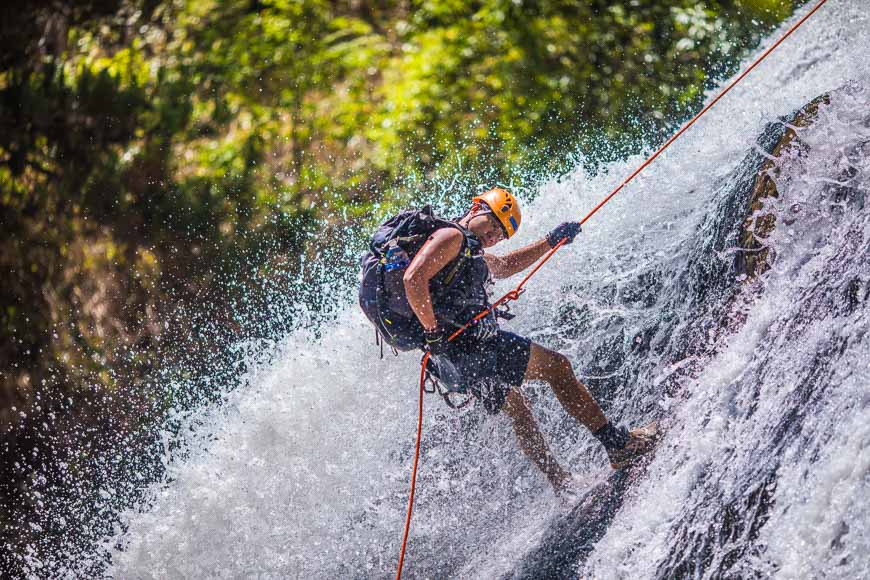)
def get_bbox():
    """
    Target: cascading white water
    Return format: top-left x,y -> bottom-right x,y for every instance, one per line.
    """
109,1 -> 869,578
